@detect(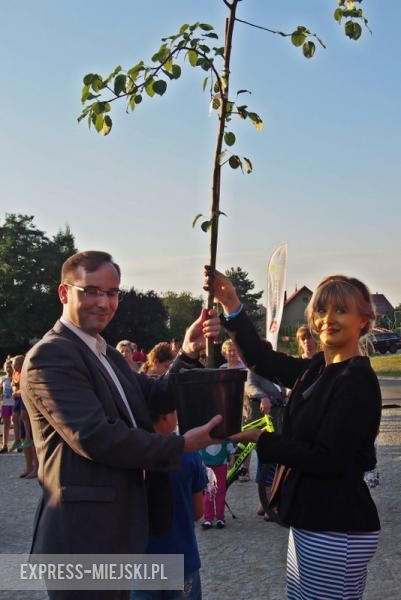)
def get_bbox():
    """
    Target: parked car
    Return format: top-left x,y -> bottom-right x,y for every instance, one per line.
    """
368,329 -> 401,354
